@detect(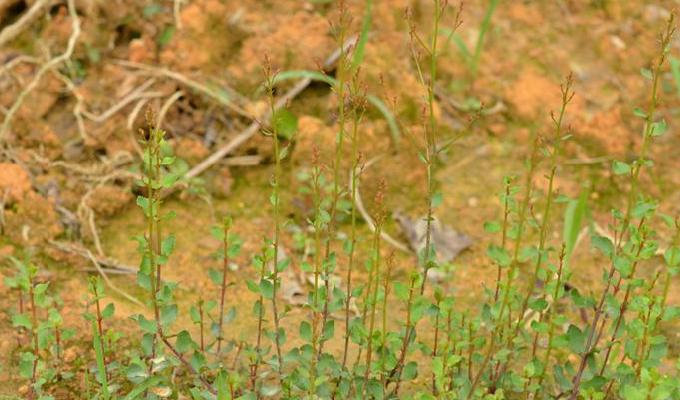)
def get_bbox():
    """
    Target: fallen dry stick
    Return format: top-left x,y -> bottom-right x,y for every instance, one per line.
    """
0,55 -> 39,77
0,0 -> 53,48
0,0 -> 80,141
114,59 -> 250,119
351,156 -> 411,253
49,240 -> 143,307
81,78 -> 161,123
83,247 -> 144,307
48,240 -> 137,275
156,90 -> 184,130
